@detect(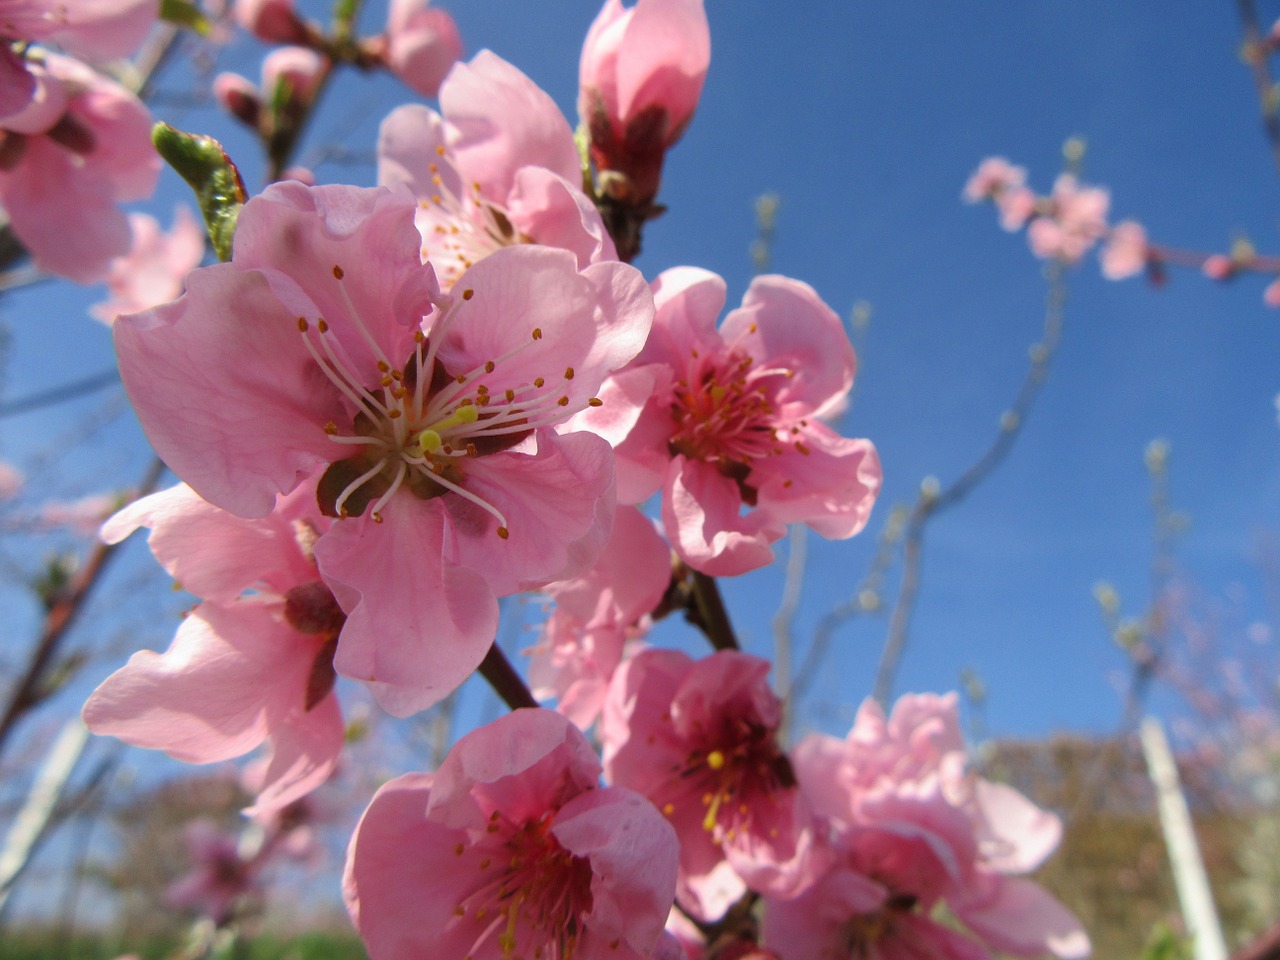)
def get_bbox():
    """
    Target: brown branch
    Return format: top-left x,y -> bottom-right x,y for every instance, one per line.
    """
477,641 -> 538,711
